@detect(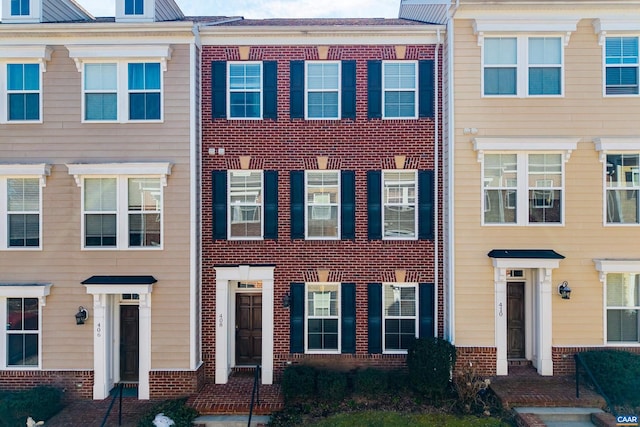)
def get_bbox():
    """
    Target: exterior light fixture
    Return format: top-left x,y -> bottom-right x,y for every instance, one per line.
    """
558,281 -> 571,300
75,306 -> 88,325
282,293 -> 291,308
